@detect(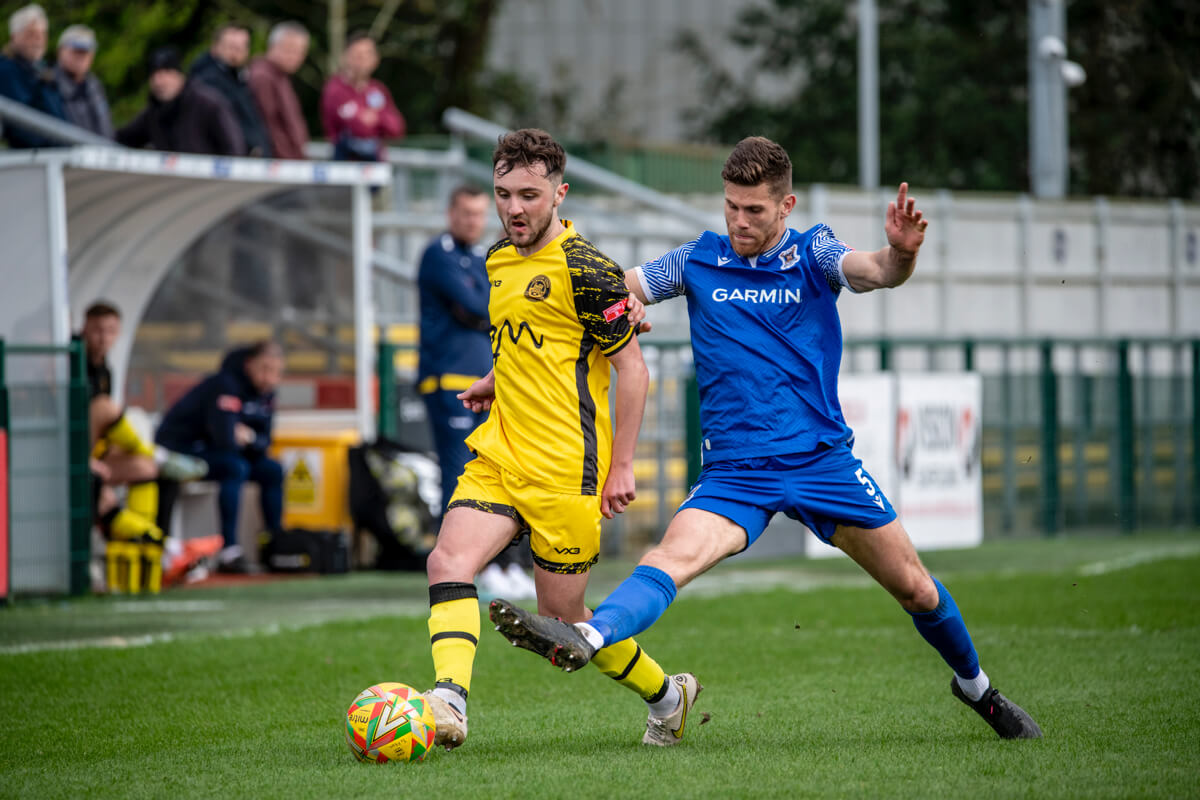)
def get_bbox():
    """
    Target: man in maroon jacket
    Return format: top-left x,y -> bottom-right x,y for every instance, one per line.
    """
116,46 -> 243,156
247,21 -> 310,160
320,32 -> 403,162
